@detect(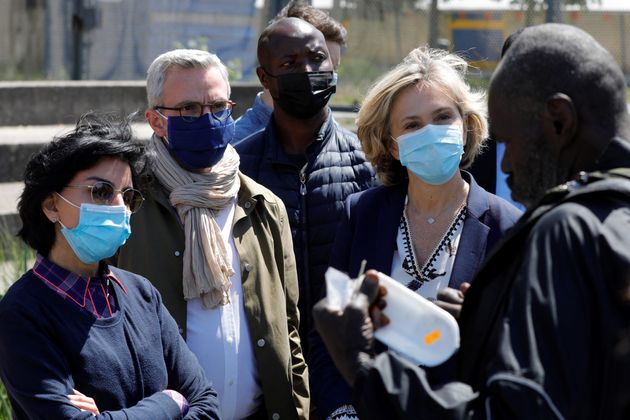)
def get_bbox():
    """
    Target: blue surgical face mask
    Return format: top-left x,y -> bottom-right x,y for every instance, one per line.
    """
166,111 -> 235,169
56,194 -> 131,264
396,123 -> 464,185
